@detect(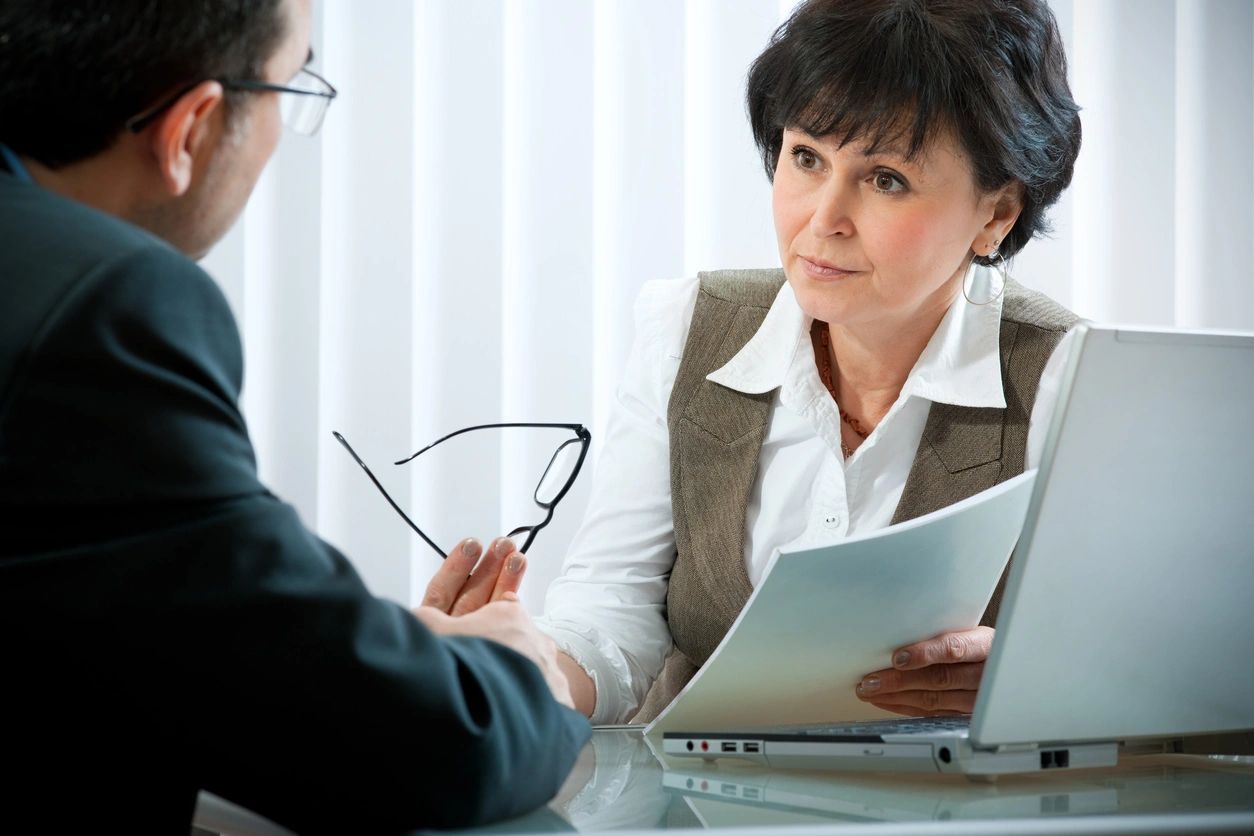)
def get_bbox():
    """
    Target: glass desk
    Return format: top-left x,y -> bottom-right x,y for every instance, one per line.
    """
194,728 -> 1254,834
